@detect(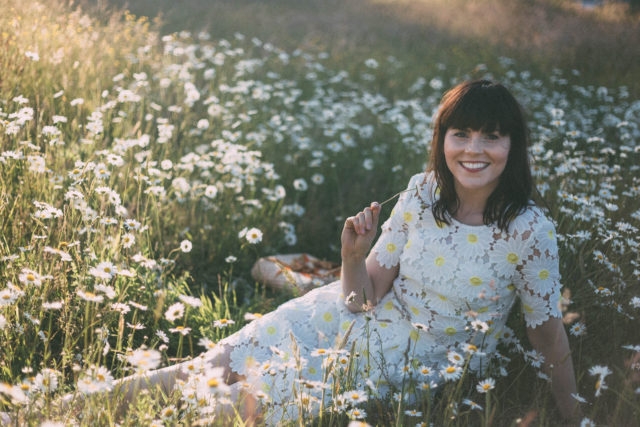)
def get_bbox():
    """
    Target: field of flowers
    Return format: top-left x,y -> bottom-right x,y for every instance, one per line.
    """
0,1 -> 639,425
